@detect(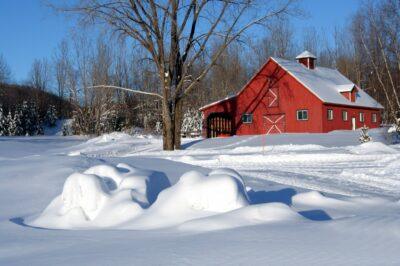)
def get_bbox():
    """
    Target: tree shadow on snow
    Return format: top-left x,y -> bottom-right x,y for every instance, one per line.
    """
298,210 -> 332,221
247,188 -> 297,205
181,139 -> 204,149
247,188 -> 332,221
